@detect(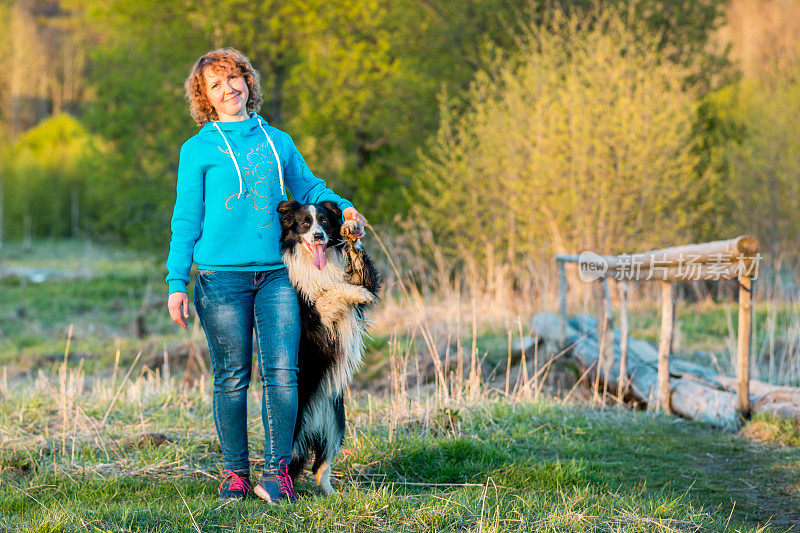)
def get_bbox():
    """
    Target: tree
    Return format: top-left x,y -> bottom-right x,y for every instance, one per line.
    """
2,0 -> 734,247
3,113 -> 107,240
414,6 -> 715,263
66,0 -> 211,246
726,77 -> 800,260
